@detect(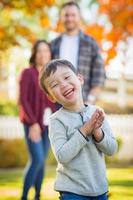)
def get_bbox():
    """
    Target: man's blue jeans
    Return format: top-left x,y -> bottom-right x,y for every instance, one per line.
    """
59,192 -> 108,200
21,124 -> 50,200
